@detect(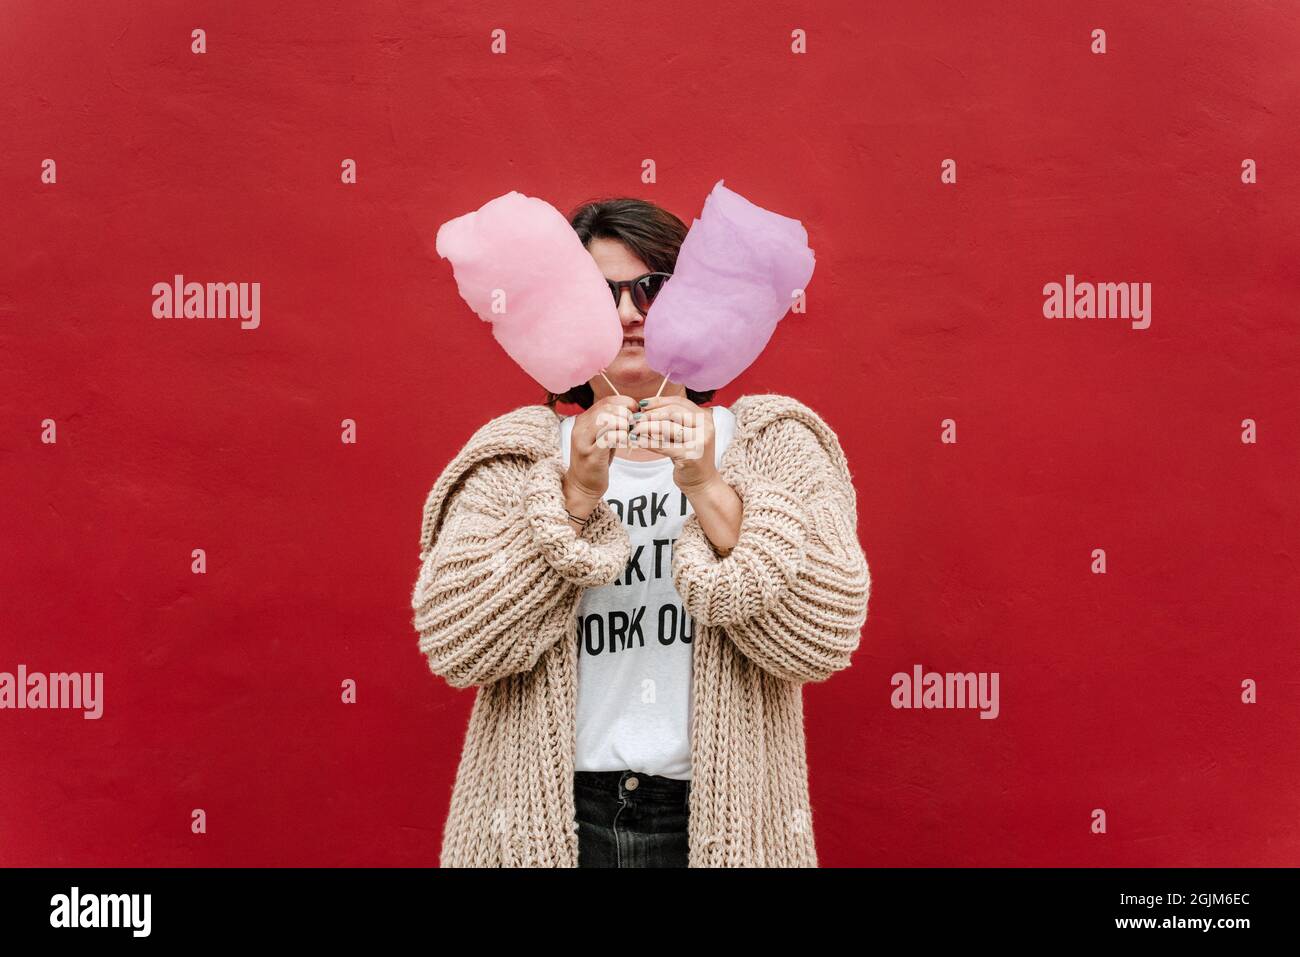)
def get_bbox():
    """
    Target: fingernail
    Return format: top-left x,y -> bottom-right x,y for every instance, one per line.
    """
638,399 -> 649,407
633,412 -> 643,420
